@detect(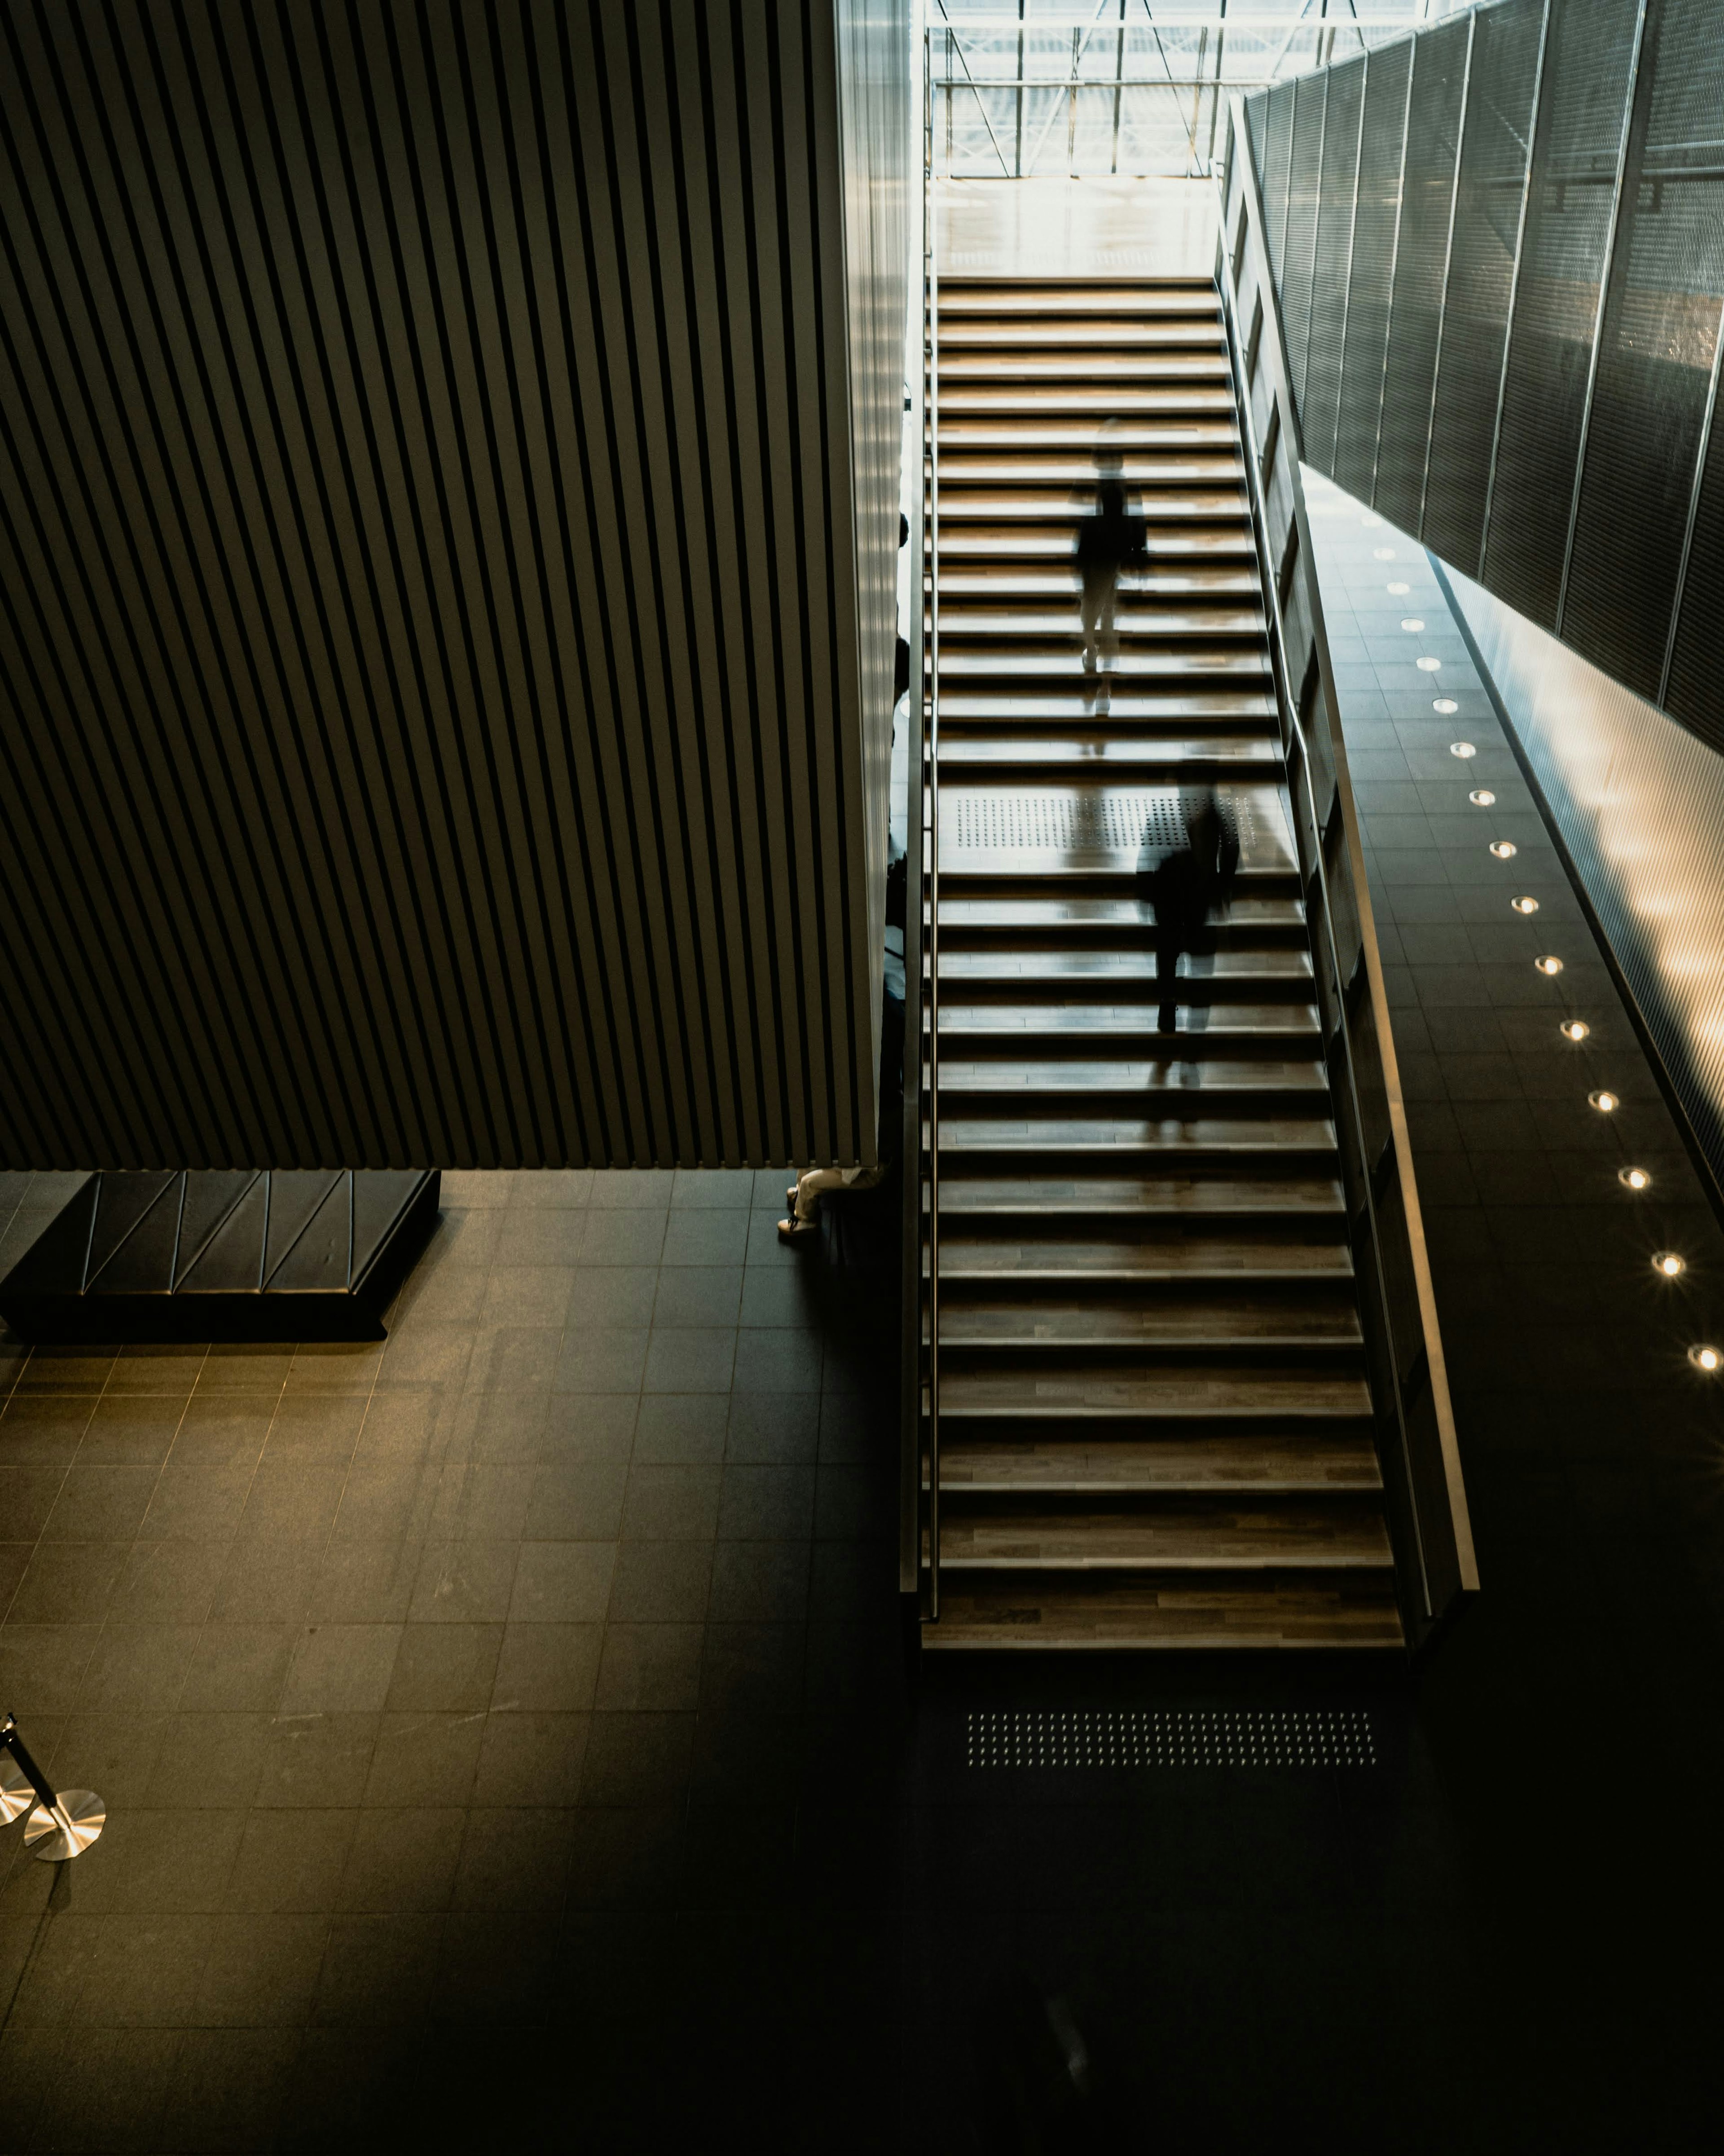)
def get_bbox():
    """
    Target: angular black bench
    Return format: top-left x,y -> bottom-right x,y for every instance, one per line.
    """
0,1169 -> 440,1343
